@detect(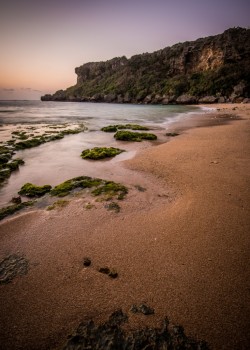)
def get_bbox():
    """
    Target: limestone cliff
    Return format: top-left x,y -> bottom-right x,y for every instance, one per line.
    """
41,27 -> 250,104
